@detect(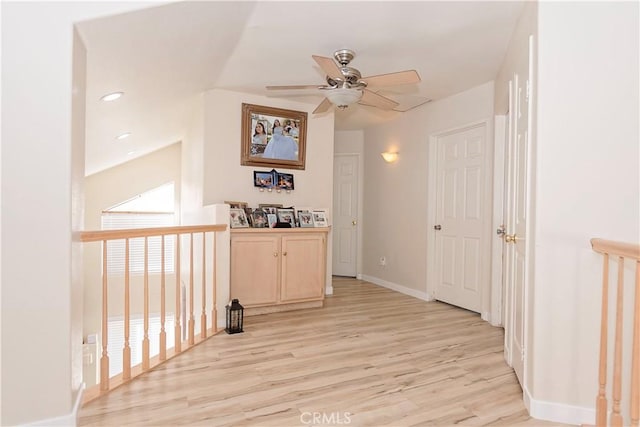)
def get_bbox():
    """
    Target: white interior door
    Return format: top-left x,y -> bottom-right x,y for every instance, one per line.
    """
504,35 -> 534,388
332,154 -> 358,277
433,124 -> 488,313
